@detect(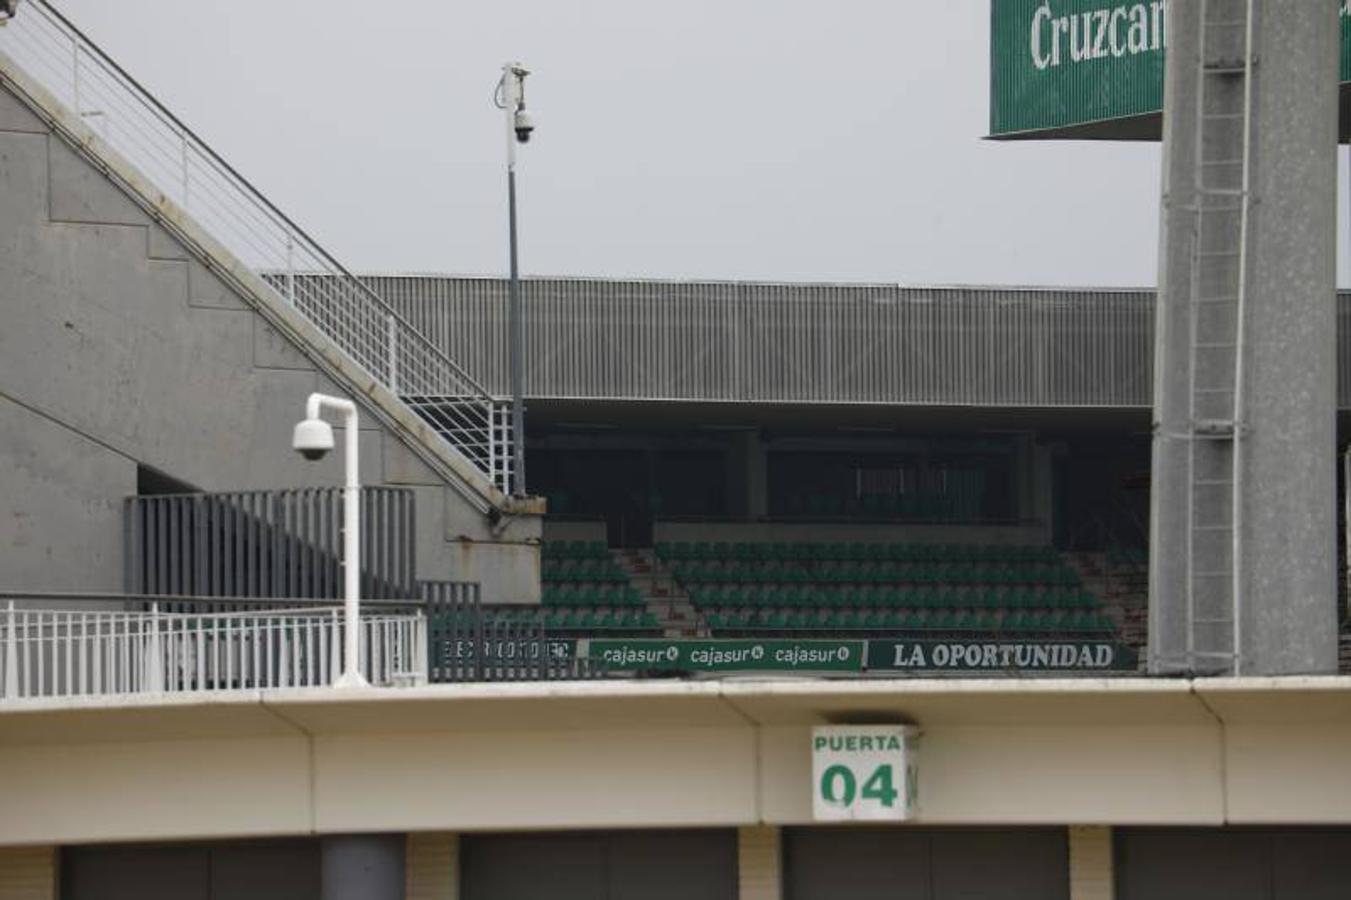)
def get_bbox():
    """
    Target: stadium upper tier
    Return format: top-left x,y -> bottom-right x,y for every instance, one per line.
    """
272,275 -> 1351,410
